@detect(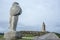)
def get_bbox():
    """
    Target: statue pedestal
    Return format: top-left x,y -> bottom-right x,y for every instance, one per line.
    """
4,31 -> 22,40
